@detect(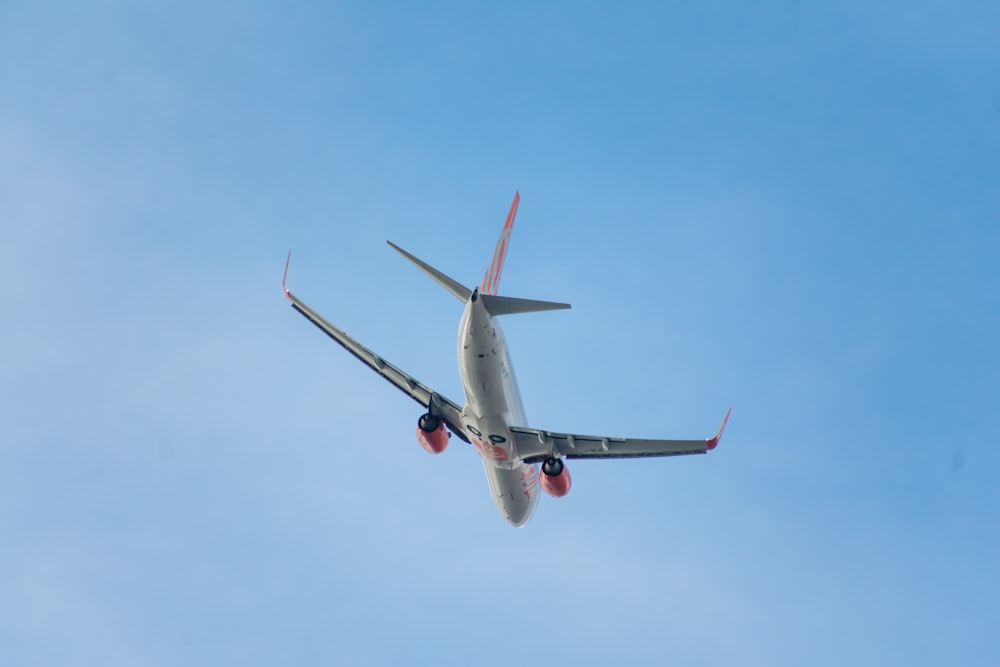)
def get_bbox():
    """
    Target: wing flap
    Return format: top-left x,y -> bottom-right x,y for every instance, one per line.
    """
510,409 -> 730,462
